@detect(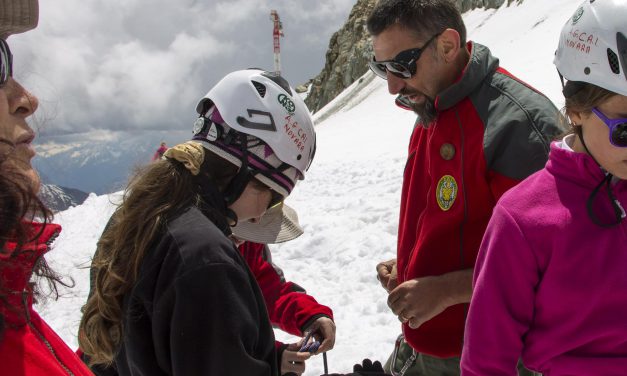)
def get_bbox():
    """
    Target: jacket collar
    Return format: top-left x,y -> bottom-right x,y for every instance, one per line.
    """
436,42 -> 500,111
547,142 -> 627,193
1,222 -> 61,325
1,222 -> 61,258
195,178 -> 232,237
